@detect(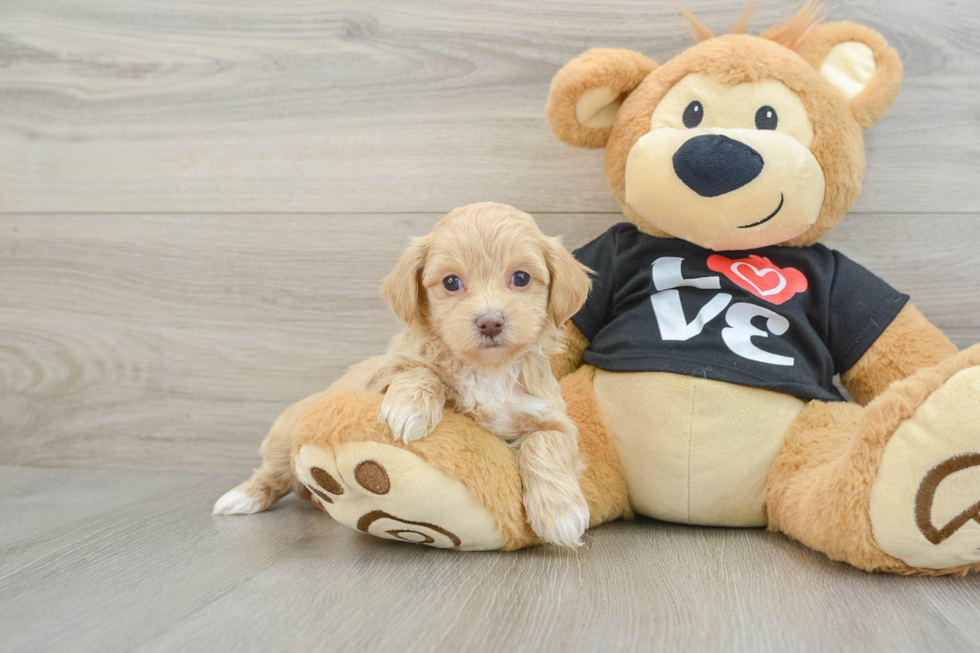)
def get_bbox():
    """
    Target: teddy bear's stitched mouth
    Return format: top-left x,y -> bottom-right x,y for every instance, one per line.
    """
738,193 -> 784,229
